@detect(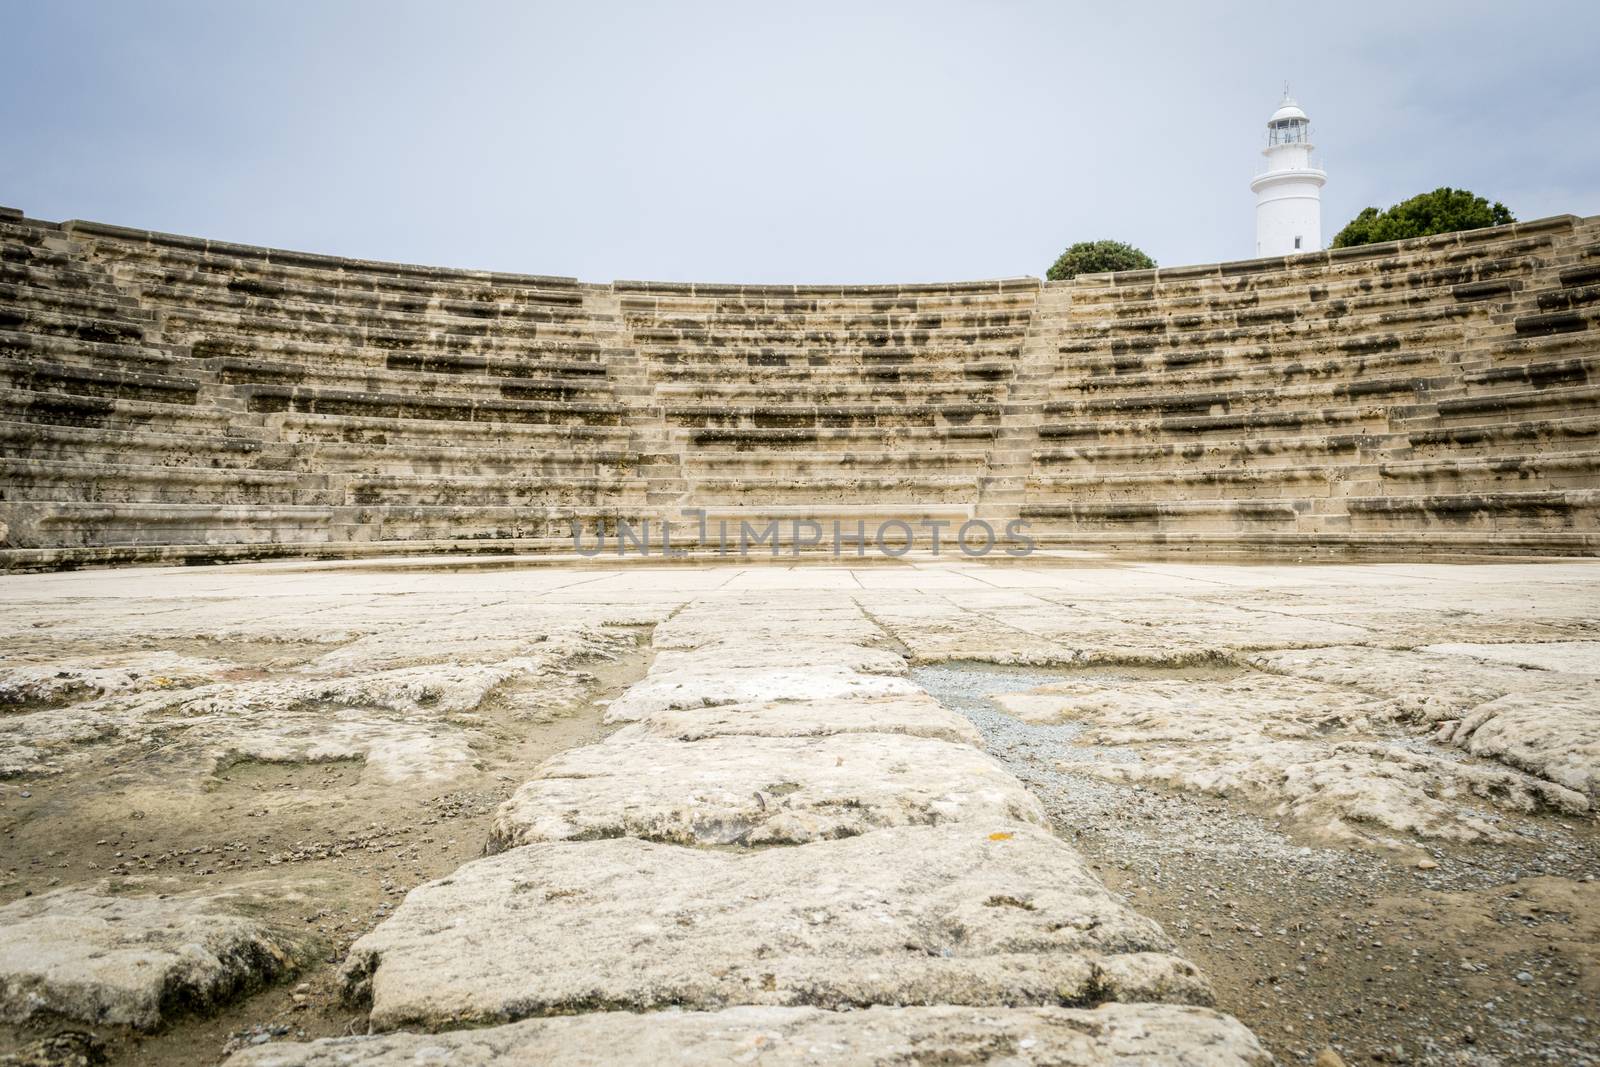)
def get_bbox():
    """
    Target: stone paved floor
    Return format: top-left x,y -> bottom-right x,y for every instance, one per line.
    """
1,557 -> 1597,1065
